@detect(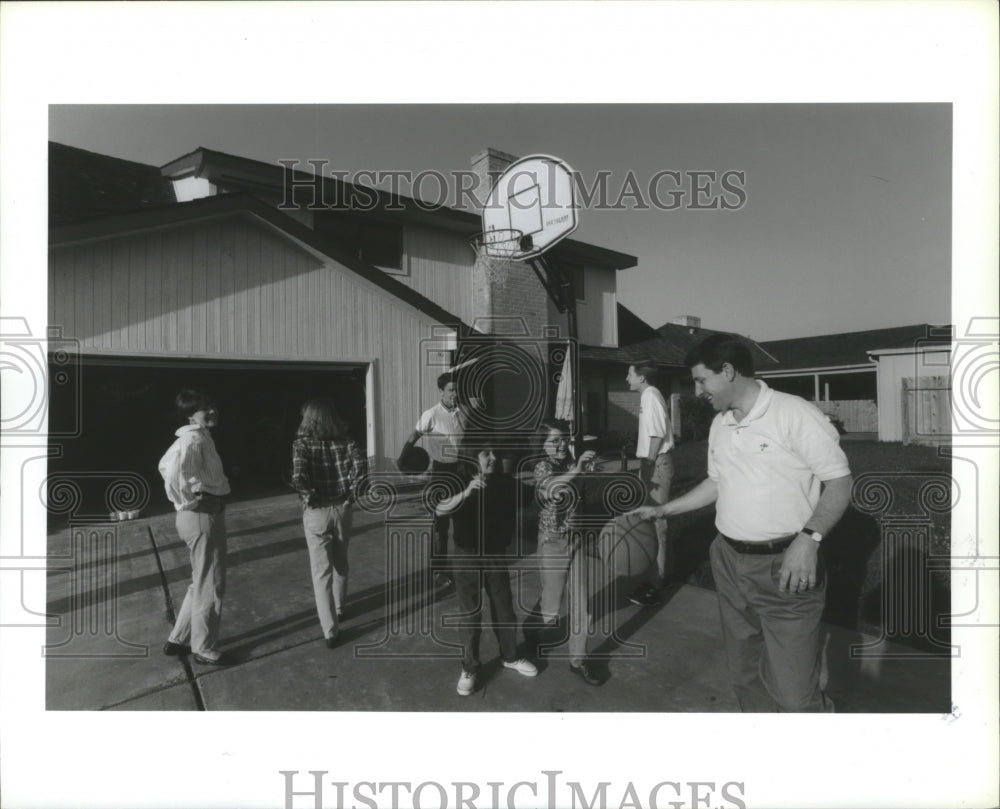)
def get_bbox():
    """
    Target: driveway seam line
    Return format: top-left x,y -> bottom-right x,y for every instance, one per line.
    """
146,523 -> 207,711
